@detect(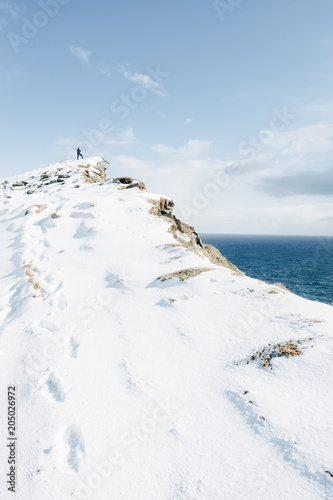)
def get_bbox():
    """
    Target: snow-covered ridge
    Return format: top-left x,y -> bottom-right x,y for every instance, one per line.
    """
0,157 -> 108,189
0,157 -> 332,500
